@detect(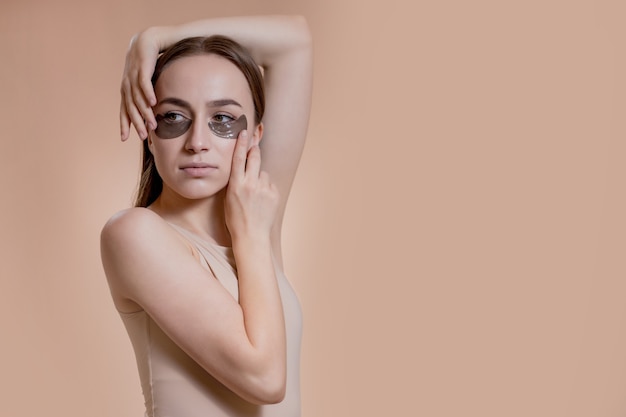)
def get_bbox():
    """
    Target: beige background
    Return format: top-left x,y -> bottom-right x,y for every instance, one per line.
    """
1,0 -> 625,416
